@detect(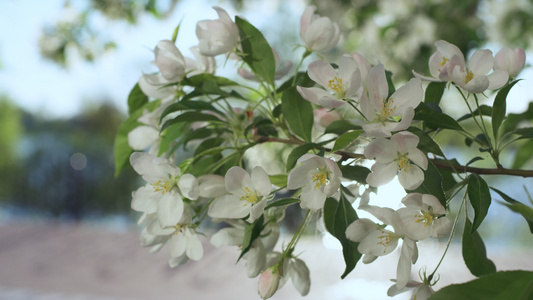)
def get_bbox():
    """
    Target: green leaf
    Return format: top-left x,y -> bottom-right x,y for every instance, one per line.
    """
414,102 -> 464,131
158,122 -> 185,156
467,174 -> 491,233
492,80 -> 518,138
127,83 -> 148,114
323,196 -> 362,279
424,81 -> 446,105
407,127 -> 445,157
338,165 -> 371,184
161,100 -> 221,120
277,72 -> 314,93
462,217 -> 496,277
268,174 -> 287,187
331,130 -> 362,152
457,105 -> 492,122
429,271 -> 533,300
183,73 -> 239,87
238,215 -> 265,261
491,187 -> 533,234
265,198 -> 299,210
511,127 -> 533,140
235,16 -> 275,85
512,139 -> 533,169
286,143 -> 320,172
194,137 -> 225,157
407,161 -> 446,207
385,70 -> 396,97
503,101 -> 533,132
161,111 -> 222,131
324,120 -> 362,135
281,87 -> 314,142
114,100 -> 161,177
